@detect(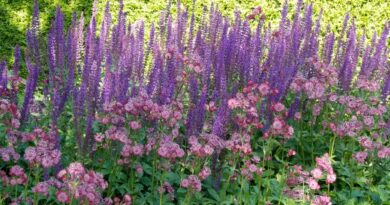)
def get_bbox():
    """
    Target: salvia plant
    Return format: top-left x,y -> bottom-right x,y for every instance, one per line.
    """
0,0 -> 389,204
